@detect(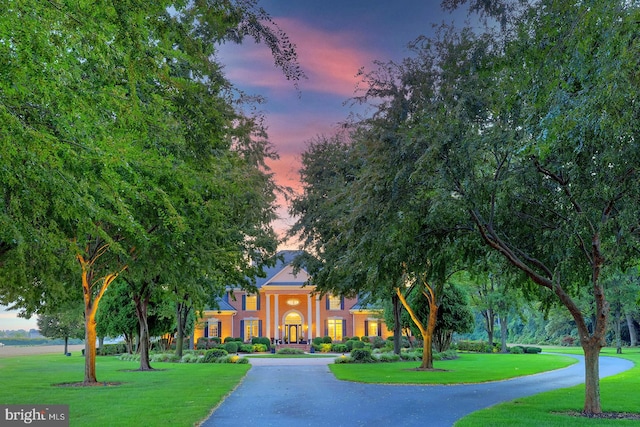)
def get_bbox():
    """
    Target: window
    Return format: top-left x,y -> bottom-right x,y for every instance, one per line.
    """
244,294 -> 258,311
327,319 -> 343,342
366,320 -> 380,337
327,295 -> 343,311
208,320 -> 221,338
245,320 -> 259,340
